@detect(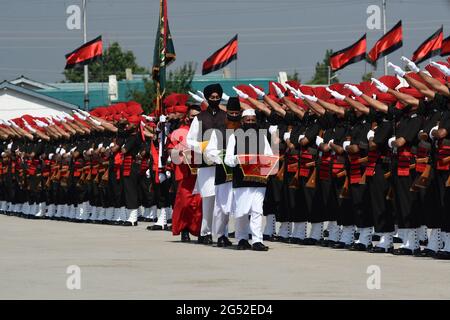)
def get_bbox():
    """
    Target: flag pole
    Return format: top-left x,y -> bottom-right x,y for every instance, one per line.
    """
82,0 -> 89,110
382,0 -> 387,76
